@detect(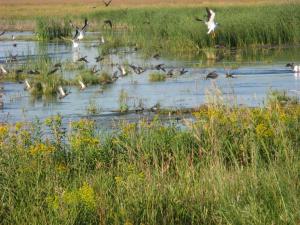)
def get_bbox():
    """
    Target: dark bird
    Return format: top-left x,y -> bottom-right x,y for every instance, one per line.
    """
77,56 -> 89,63
179,68 -> 188,75
154,64 -> 166,72
54,63 -> 62,68
91,65 -> 100,74
103,0 -> 112,7
15,69 -> 23,75
0,31 -> 5,36
27,69 -> 40,75
95,55 -> 104,62
129,64 -> 146,74
153,53 -> 160,59
104,20 -> 113,29
225,72 -> 236,78
47,67 -> 59,75
206,71 -> 218,79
